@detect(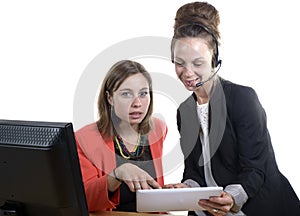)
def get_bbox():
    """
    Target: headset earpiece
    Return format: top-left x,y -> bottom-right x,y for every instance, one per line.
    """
193,23 -> 221,68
